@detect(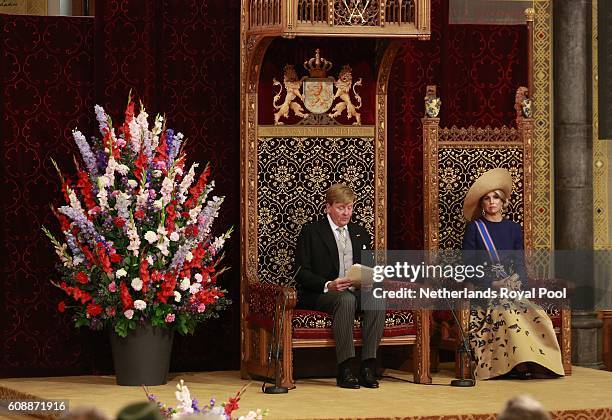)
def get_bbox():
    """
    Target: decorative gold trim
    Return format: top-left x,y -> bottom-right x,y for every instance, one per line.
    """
375,40 -> 402,252
423,116 -> 440,251
247,0 -> 431,38
532,0 -> 553,251
258,125 -> 375,137
593,0 -> 611,249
